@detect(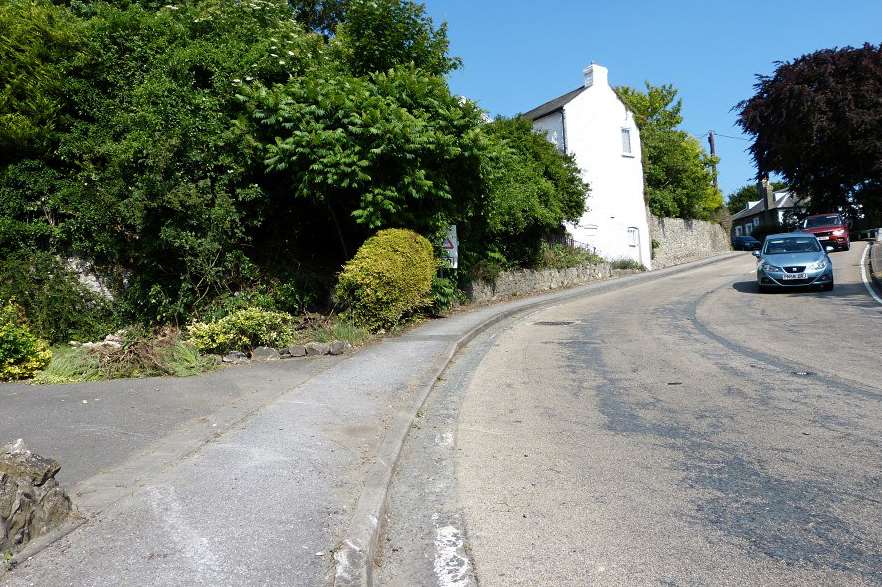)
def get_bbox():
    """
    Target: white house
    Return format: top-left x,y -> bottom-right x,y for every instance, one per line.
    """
523,64 -> 652,269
